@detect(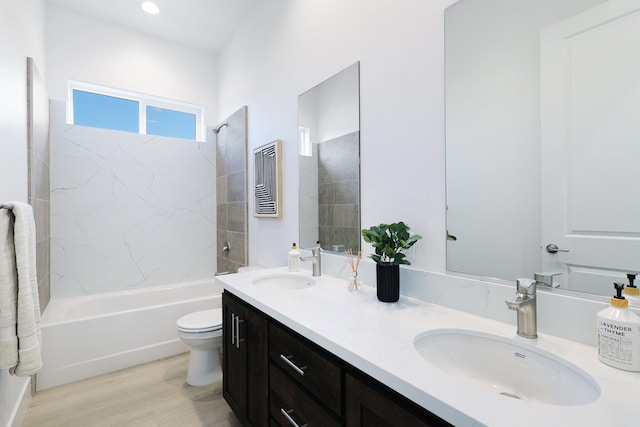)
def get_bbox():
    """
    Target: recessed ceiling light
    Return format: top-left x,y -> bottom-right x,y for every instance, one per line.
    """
141,1 -> 160,15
